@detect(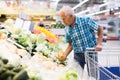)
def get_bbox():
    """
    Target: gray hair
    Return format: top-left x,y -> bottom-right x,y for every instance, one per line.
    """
59,6 -> 74,16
